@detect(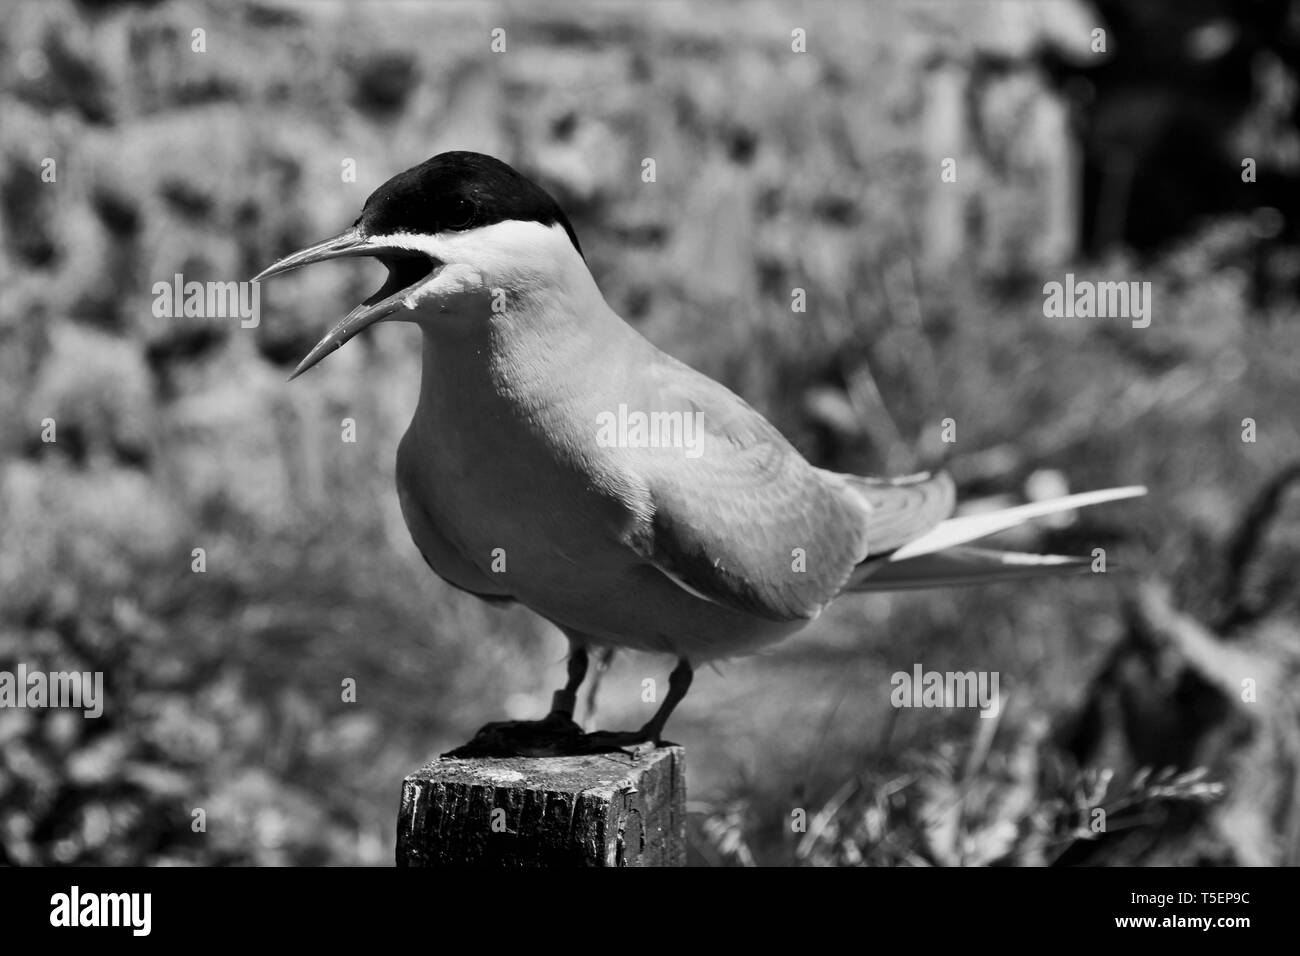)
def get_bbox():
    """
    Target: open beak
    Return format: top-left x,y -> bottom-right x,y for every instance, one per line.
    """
253,226 -> 441,380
